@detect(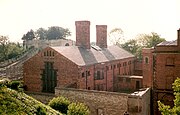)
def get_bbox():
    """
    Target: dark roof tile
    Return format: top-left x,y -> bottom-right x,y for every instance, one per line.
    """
157,40 -> 177,46
51,45 -> 134,66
